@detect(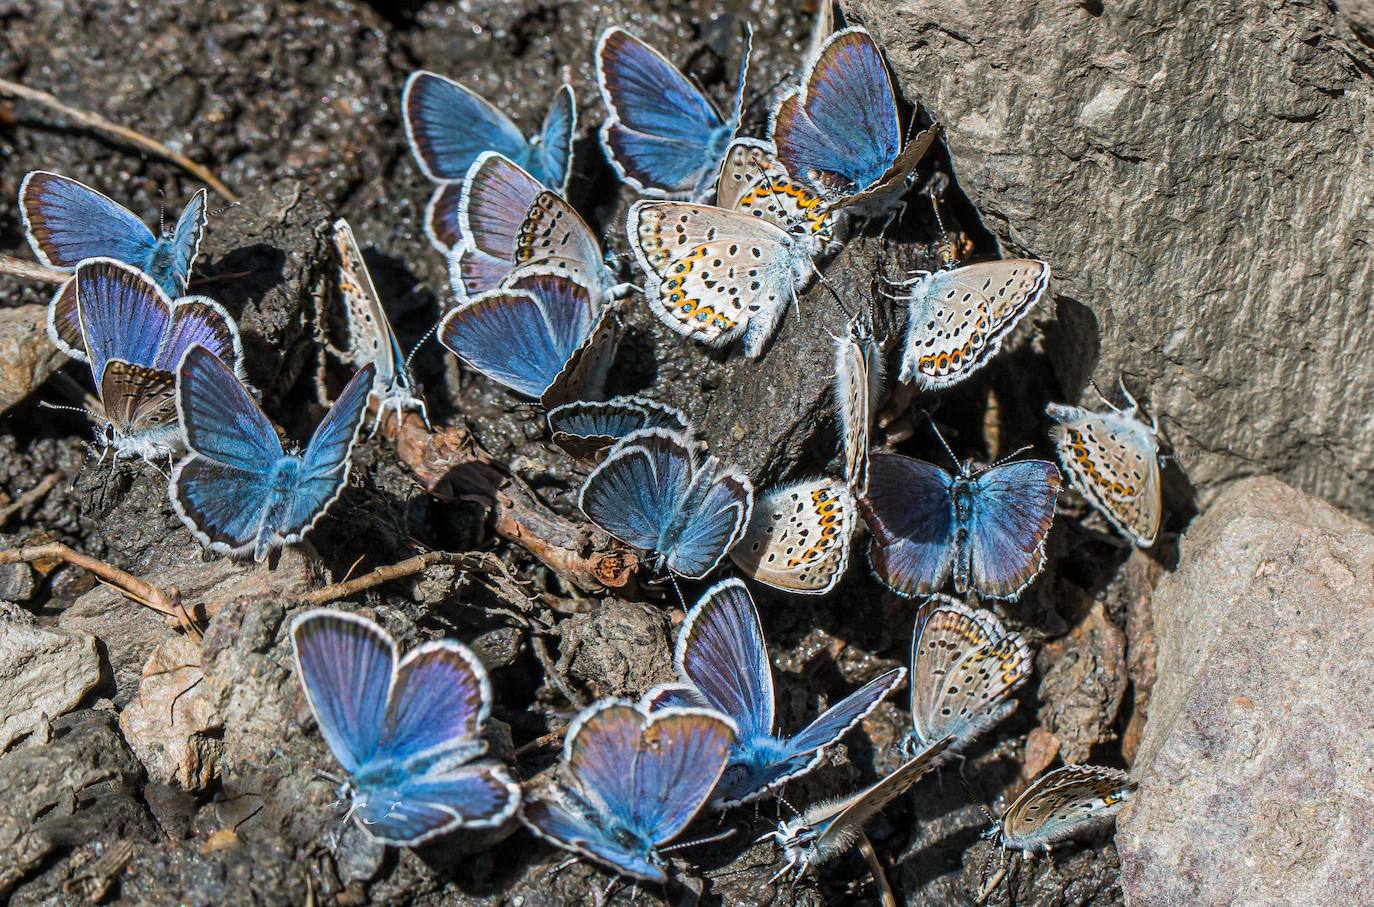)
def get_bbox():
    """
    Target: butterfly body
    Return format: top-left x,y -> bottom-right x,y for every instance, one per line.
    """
579,428 -> 753,579
904,595 -> 1030,755
628,200 -> 814,358
835,311 -> 884,498
764,736 -> 952,880
861,450 -> 1062,600
596,27 -> 751,200
896,260 -> 1050,391
522,699 -> 737,882
1047,399 -> 1162,547
648,579 -> 903,807
332,220 -> 429,430
290,610 -> 520,846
